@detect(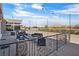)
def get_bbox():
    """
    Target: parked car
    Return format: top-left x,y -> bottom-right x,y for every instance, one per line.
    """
24,33 -> 34,40
31,33 -> 43,43
31,33 -> 43,38
16,32 -> 25,40
16,31 -> 33,41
